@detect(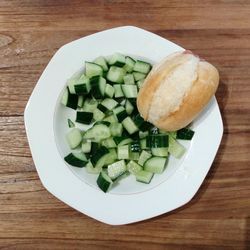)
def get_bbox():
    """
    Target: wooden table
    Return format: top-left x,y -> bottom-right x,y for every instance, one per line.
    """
0,1 -> 249,249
